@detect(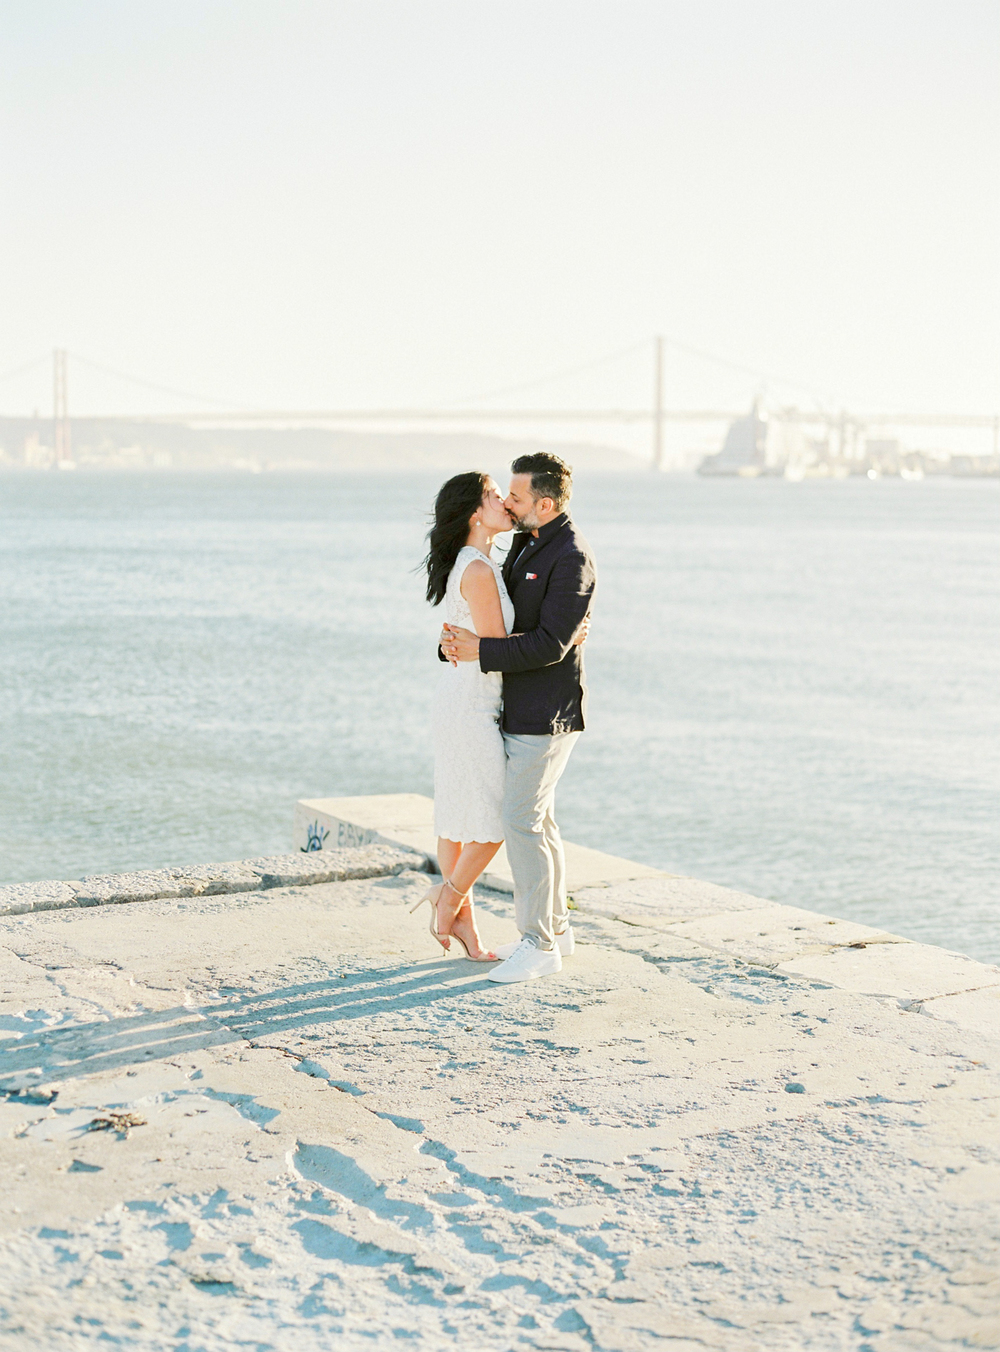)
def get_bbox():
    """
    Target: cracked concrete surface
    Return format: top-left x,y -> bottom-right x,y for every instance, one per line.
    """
1,865 -> 998,1350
